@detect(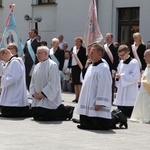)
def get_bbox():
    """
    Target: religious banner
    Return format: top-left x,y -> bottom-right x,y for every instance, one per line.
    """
84,0 -> 103,53
0,3 -> 23,56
